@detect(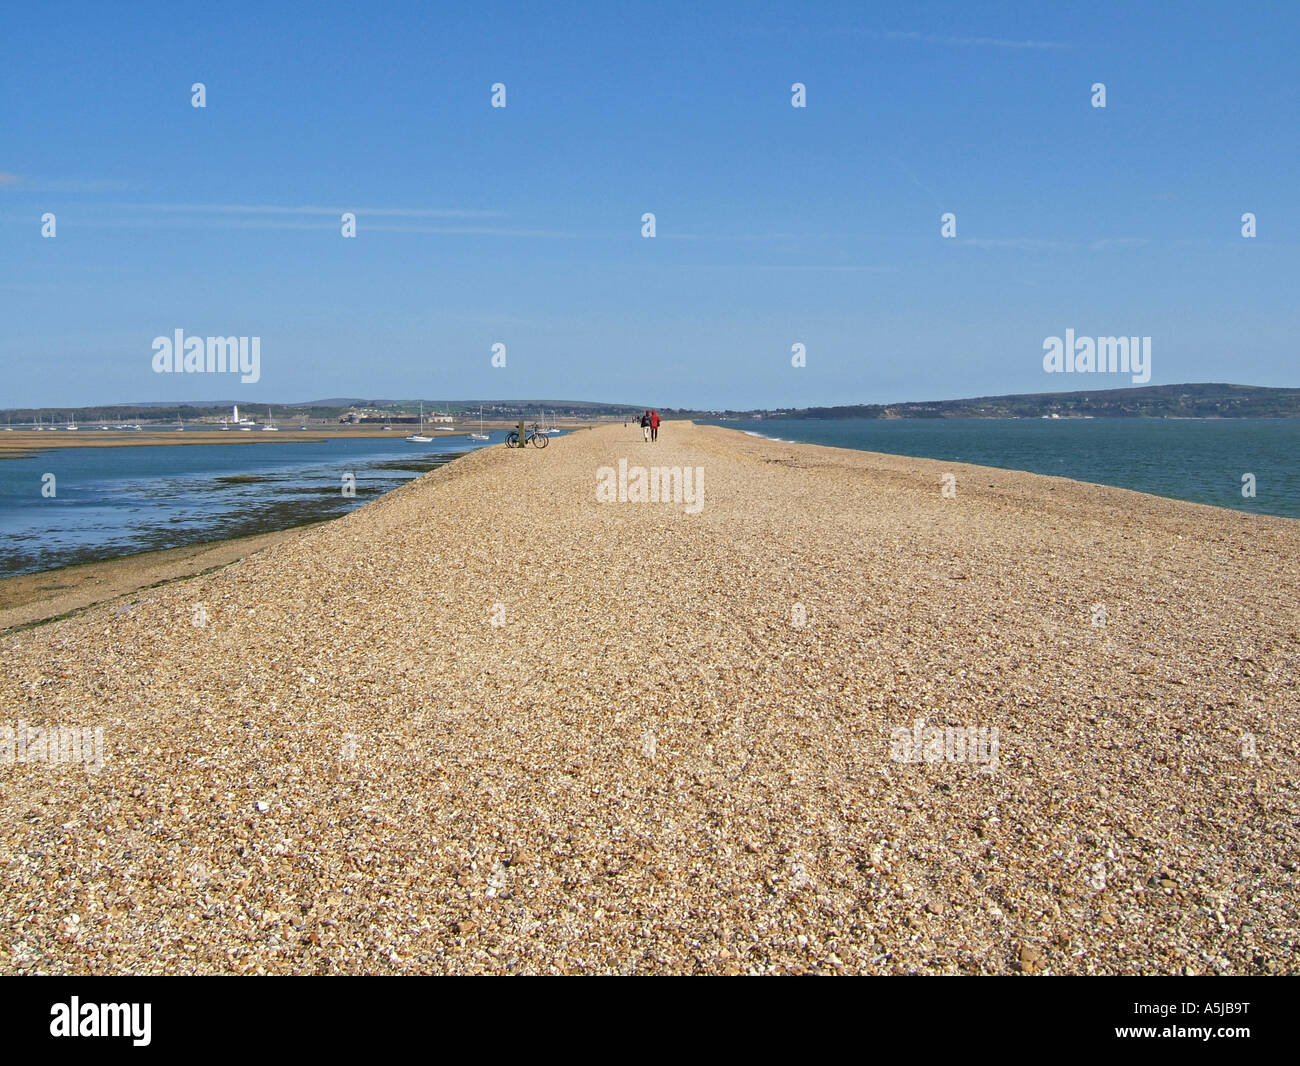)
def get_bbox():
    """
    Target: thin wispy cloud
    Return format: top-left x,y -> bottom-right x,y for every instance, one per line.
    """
960,237 -> 1149,251
662,232 -> 836,241
8,205 -> 847,241
17,214 -> 593,239
960,237 -> 1072,250
363,223 -> 588,238
1089,237 -> 1150,250
5,177 -> 144,193
676,263 -> 899,273
880,30 -> 1071,50
117,203 -> 505,219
